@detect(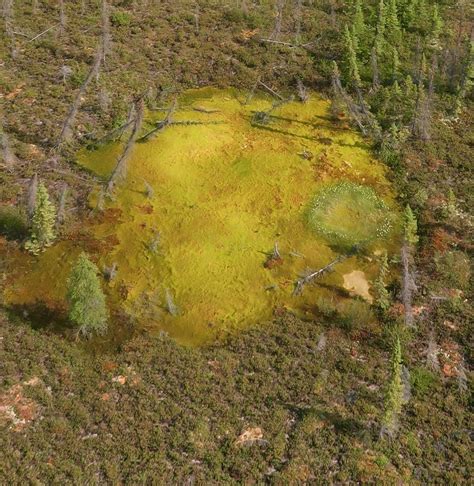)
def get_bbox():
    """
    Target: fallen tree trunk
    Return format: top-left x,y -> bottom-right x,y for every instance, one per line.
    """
106,97 -> 144,195
57,46 -> 102,146
293,254 -> 348,296
137,98 -> 177,142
